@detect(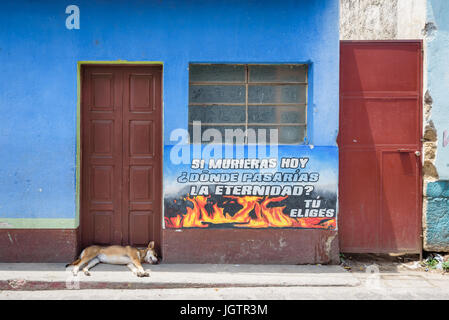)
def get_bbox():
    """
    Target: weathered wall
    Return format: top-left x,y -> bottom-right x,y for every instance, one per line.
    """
0,0 -> 340,265
340,0 -> 426,40
423,0 -> 449,251
340,0 -> 398,40
424,182 -> 449,250
340,0 -> 449,252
